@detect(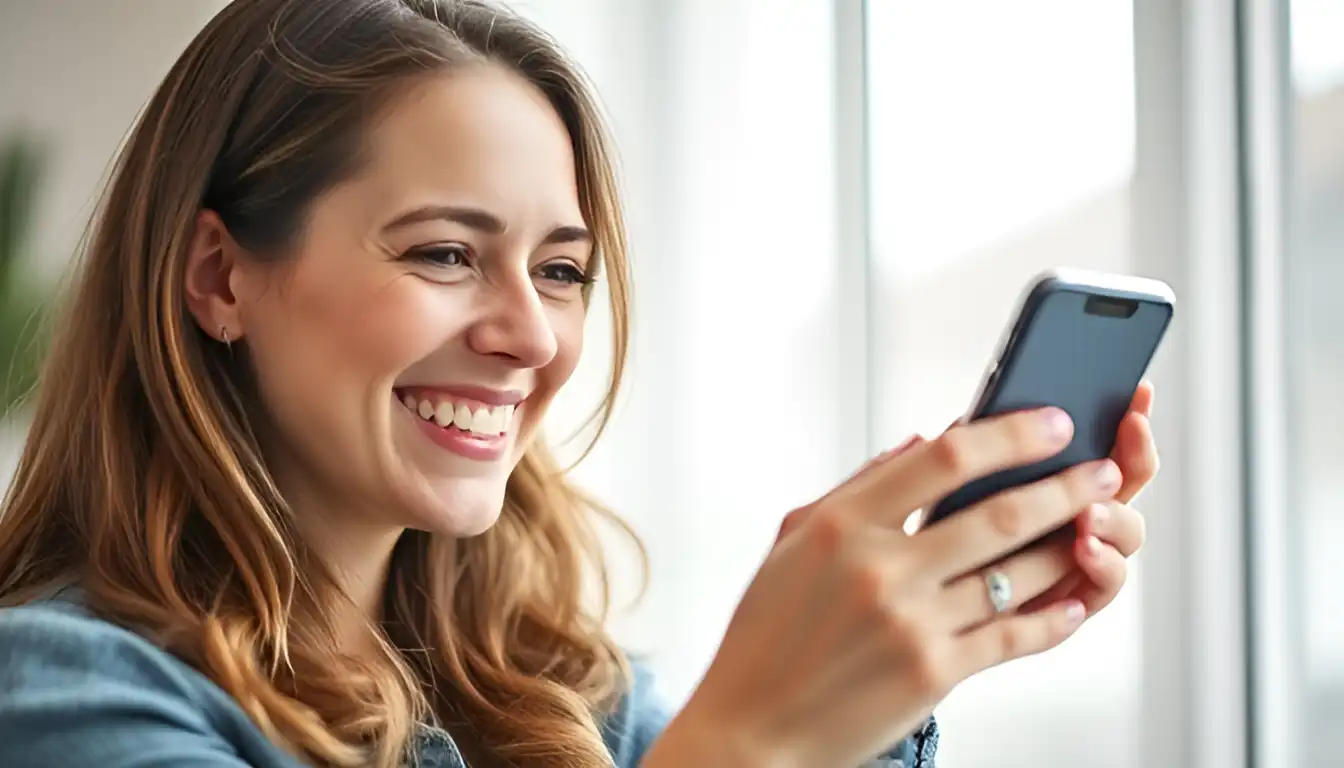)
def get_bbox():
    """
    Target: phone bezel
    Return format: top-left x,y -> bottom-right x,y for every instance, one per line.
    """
957,267 -> 1177,427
